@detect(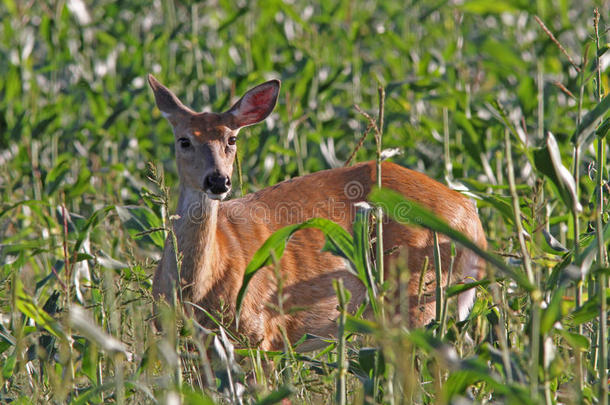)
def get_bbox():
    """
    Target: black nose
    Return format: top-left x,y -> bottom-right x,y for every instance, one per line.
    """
204,174 -> 231,194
